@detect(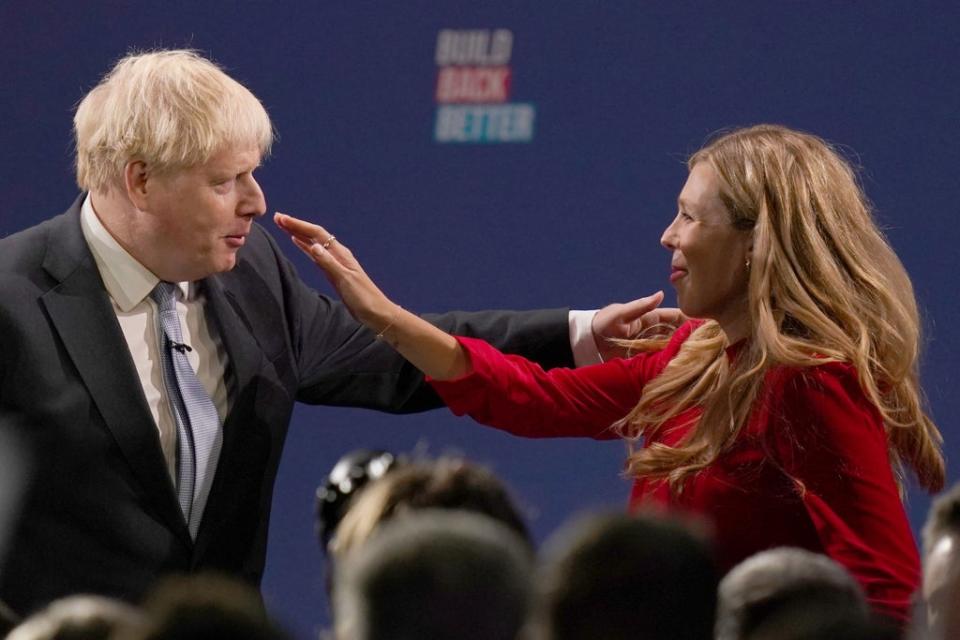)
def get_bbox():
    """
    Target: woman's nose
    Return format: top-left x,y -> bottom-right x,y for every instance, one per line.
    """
660,218 -> 677,250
